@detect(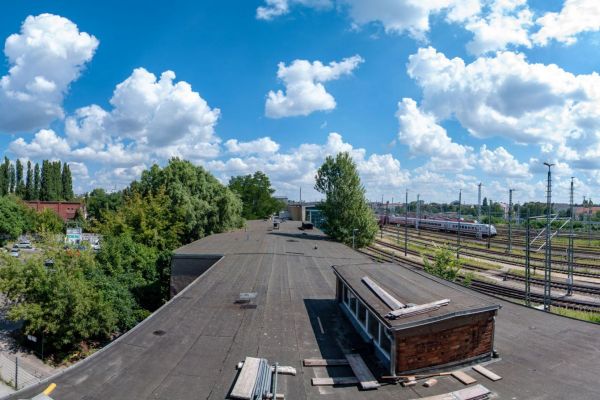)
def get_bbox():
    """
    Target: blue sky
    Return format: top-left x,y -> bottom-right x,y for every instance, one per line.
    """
1,0 -> 600,205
